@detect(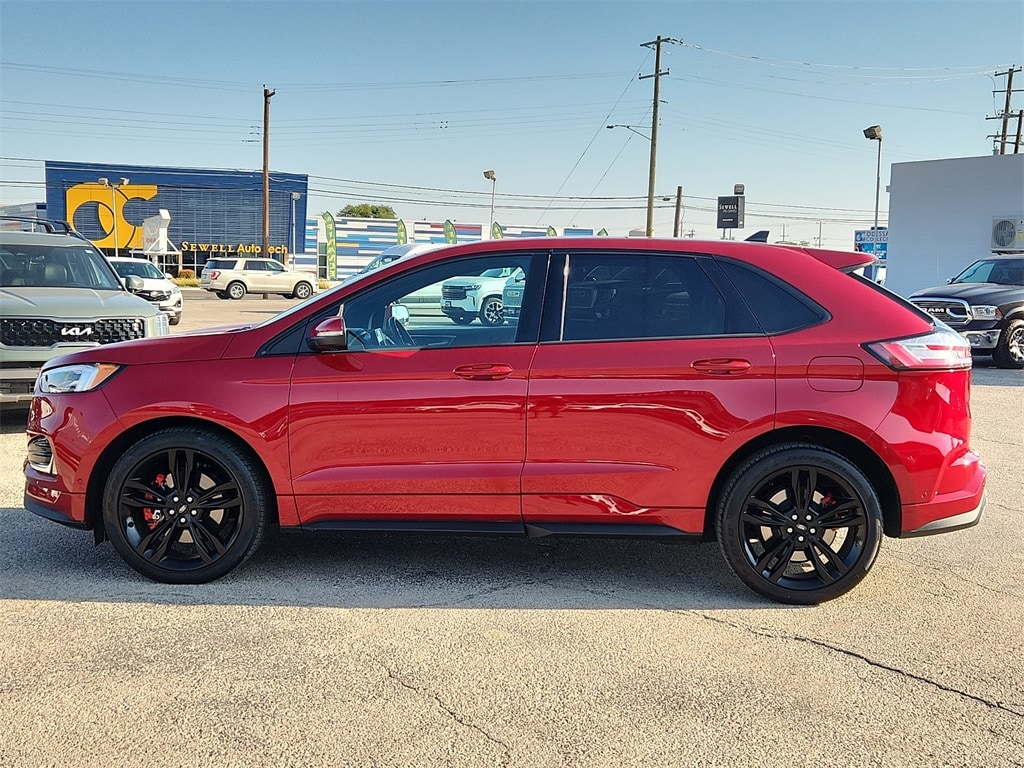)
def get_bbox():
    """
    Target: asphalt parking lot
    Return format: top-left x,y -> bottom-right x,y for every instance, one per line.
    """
0,291 -> 1021,767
